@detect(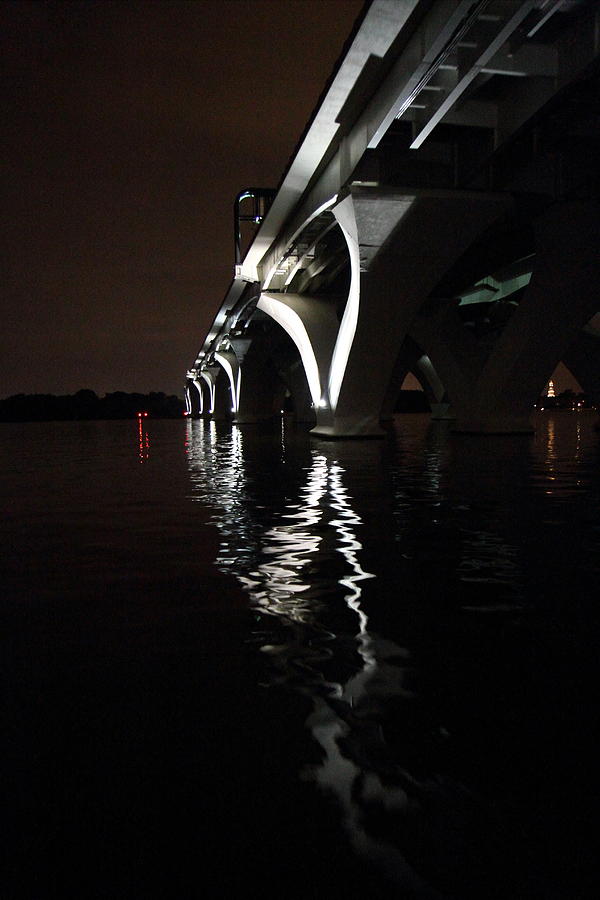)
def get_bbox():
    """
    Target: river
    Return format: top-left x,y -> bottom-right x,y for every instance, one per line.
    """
2,412 -> 598,898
